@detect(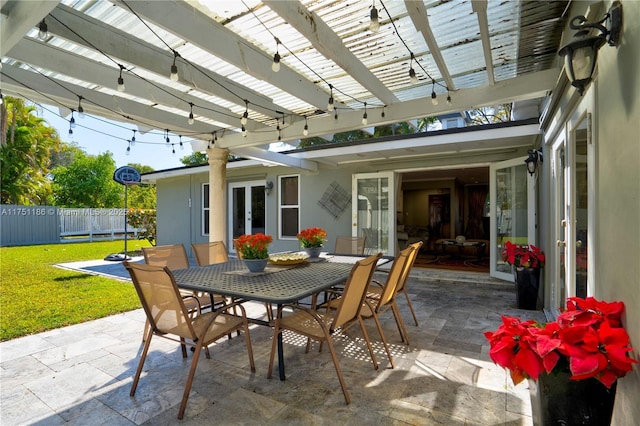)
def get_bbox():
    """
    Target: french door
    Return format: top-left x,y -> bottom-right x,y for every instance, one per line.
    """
228,180 -> 266,253
489,158 -> 537,281
352,172 -> 395,255
550,106 -> 592,310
